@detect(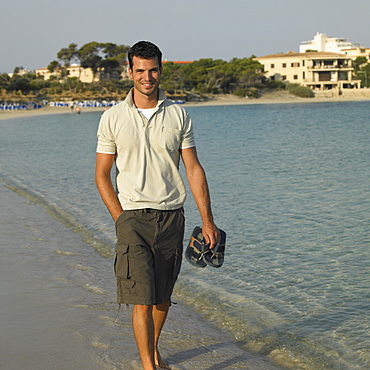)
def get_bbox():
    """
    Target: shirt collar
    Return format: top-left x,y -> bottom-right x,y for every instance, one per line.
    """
125,88 -> 166,109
